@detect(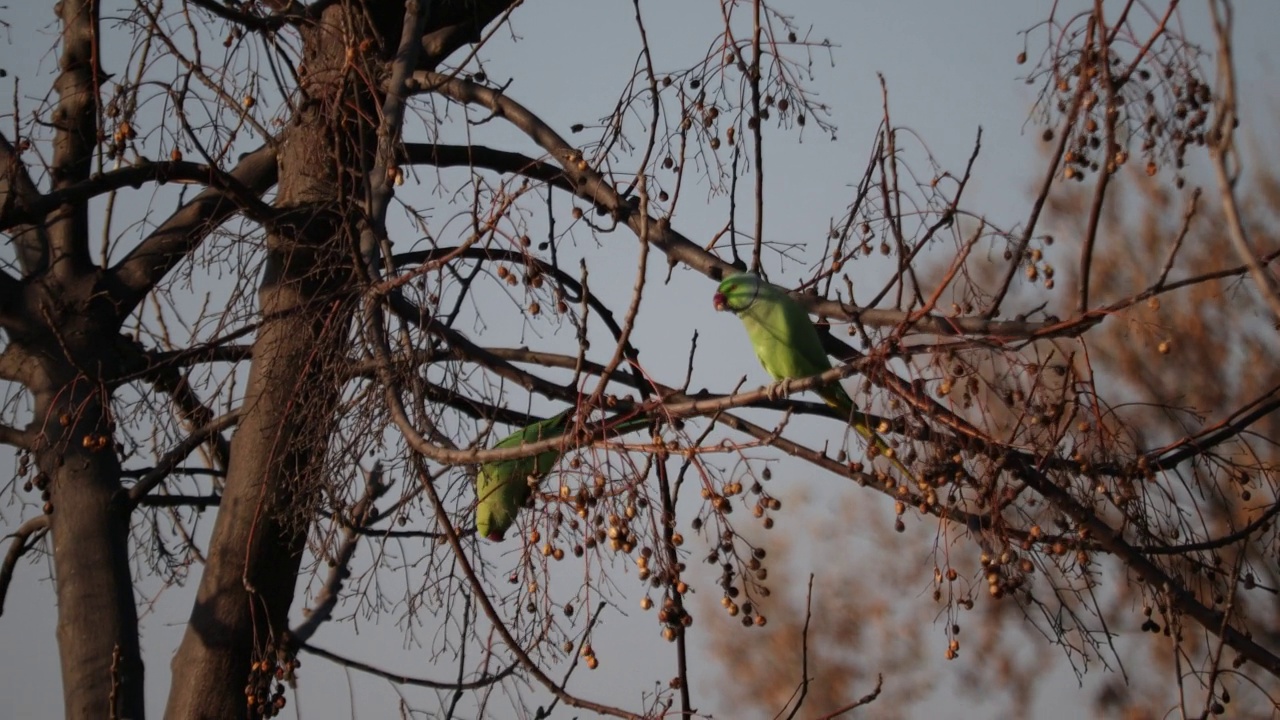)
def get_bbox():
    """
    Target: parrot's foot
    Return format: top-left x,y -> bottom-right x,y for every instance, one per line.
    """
765,378 -> 794,401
